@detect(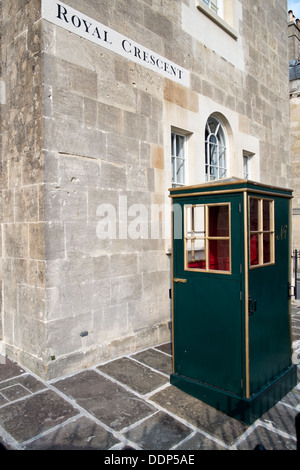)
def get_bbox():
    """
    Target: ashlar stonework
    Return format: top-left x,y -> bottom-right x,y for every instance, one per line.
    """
0,0 -> 291,379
